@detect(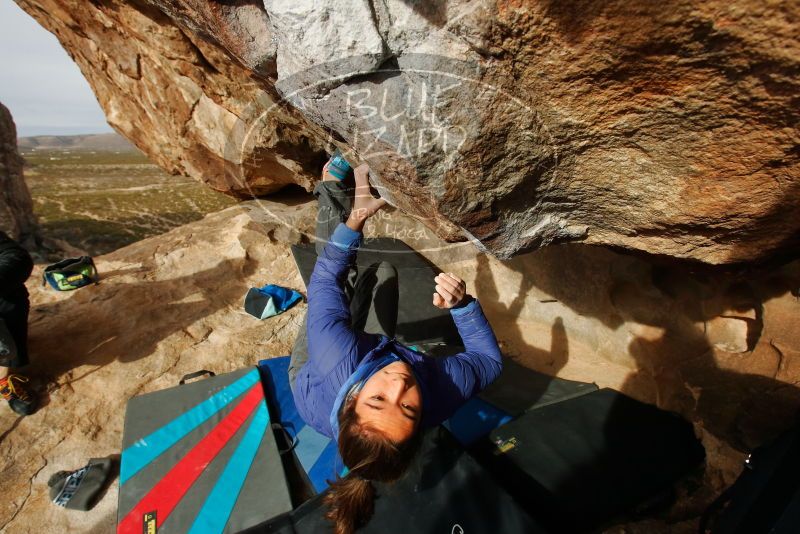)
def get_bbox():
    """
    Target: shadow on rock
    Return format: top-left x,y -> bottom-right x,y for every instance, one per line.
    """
490,240 -> 800,452
473,253 -> 570,412
27,257 -> 256,382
